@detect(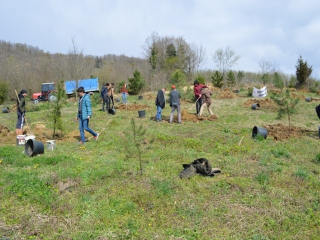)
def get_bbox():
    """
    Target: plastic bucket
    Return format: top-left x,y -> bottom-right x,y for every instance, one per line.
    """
251,103 -> 260,110
115,98 -> 120,102
138,96 -> 143,100
138,110 -> 146,118
108,108 -> 116,115
16,135 -> 26,146
2,107 -> 9,113
235,89 -> 240,93
46,140 -> 56,151
252,126 -> 268,139
25,139 -> 44,157
305,97 -> 311,102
